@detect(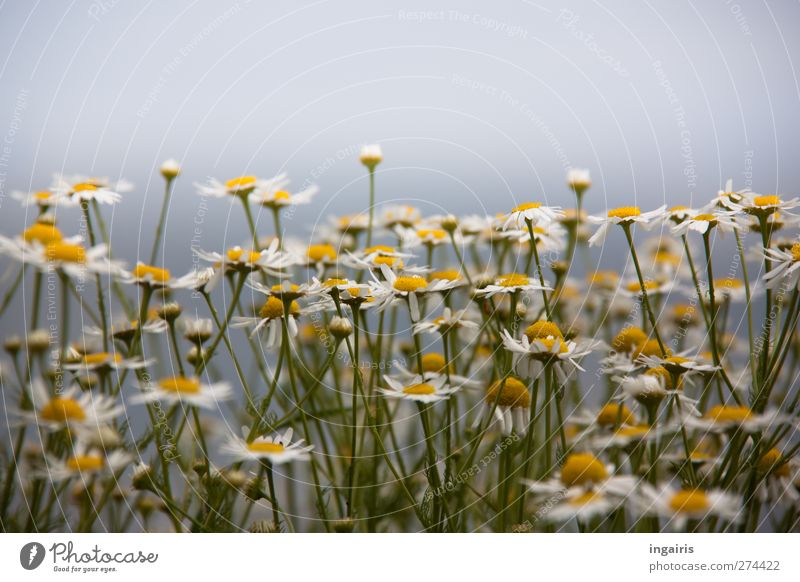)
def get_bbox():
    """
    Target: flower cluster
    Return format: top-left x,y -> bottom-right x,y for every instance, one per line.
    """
1,154 -> 799,534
